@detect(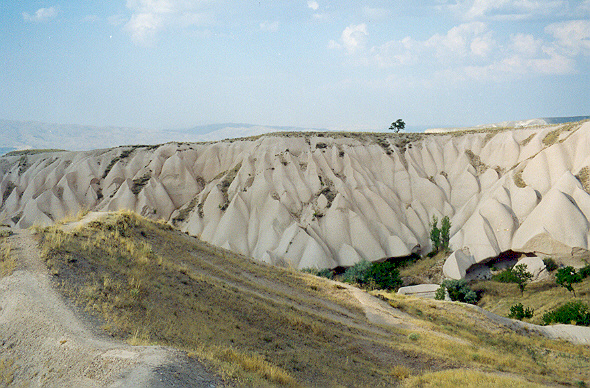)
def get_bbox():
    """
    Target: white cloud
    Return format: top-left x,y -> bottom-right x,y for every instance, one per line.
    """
449,0 -> 566,21
307,1 -> 319,11
124,0 -> 211,45
23,7 -> 58,23
329,24 -> 368,54
510,33 -> 542,56
260,21 -> 279,32
332,18 -> 583,83
546,20 -> 590,56
125,13 -> 163,45
425,22 -> 493,59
